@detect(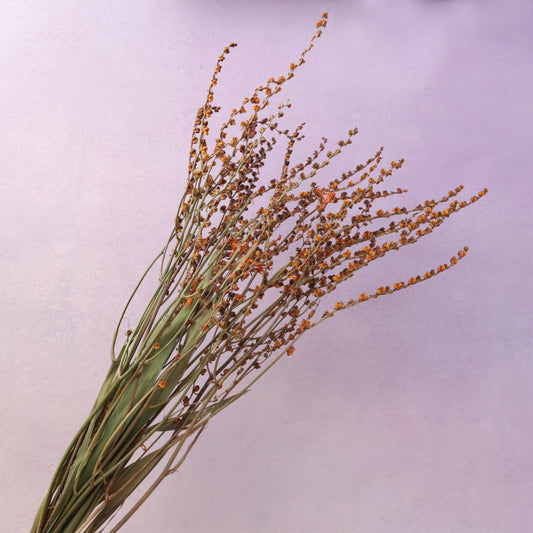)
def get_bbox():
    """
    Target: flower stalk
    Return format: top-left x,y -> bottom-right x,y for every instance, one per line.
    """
31,13 -> 486,533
